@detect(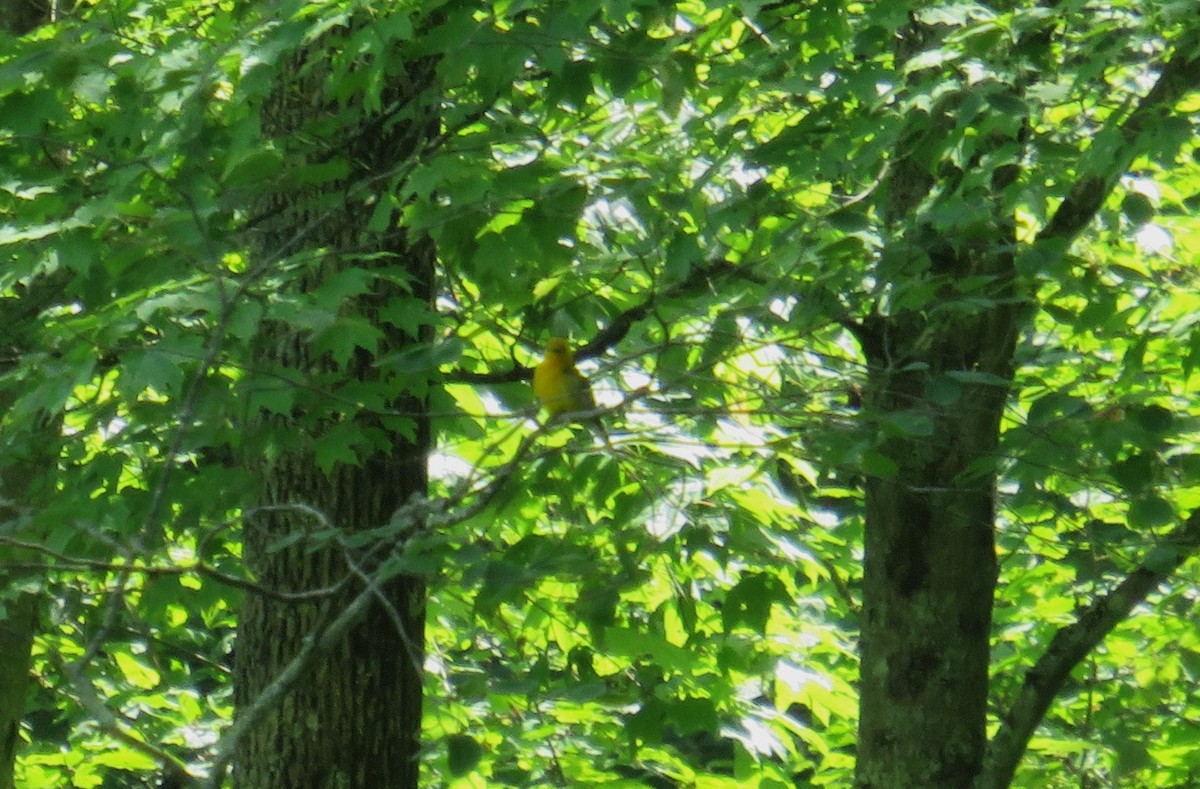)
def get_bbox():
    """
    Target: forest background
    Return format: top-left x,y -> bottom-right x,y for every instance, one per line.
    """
1,0 -> 1200,787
